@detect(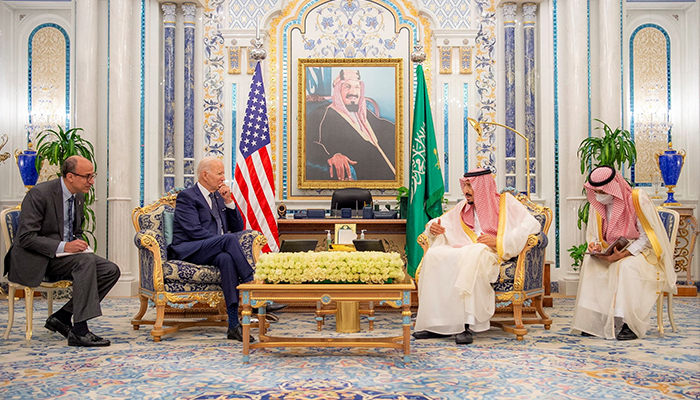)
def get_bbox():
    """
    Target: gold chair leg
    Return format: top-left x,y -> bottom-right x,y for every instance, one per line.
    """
24,287 -> 35,341
132,296 -> 149,330
667,293 -> 677,332
152,304 -> 166,342
3,283 -> 17,339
